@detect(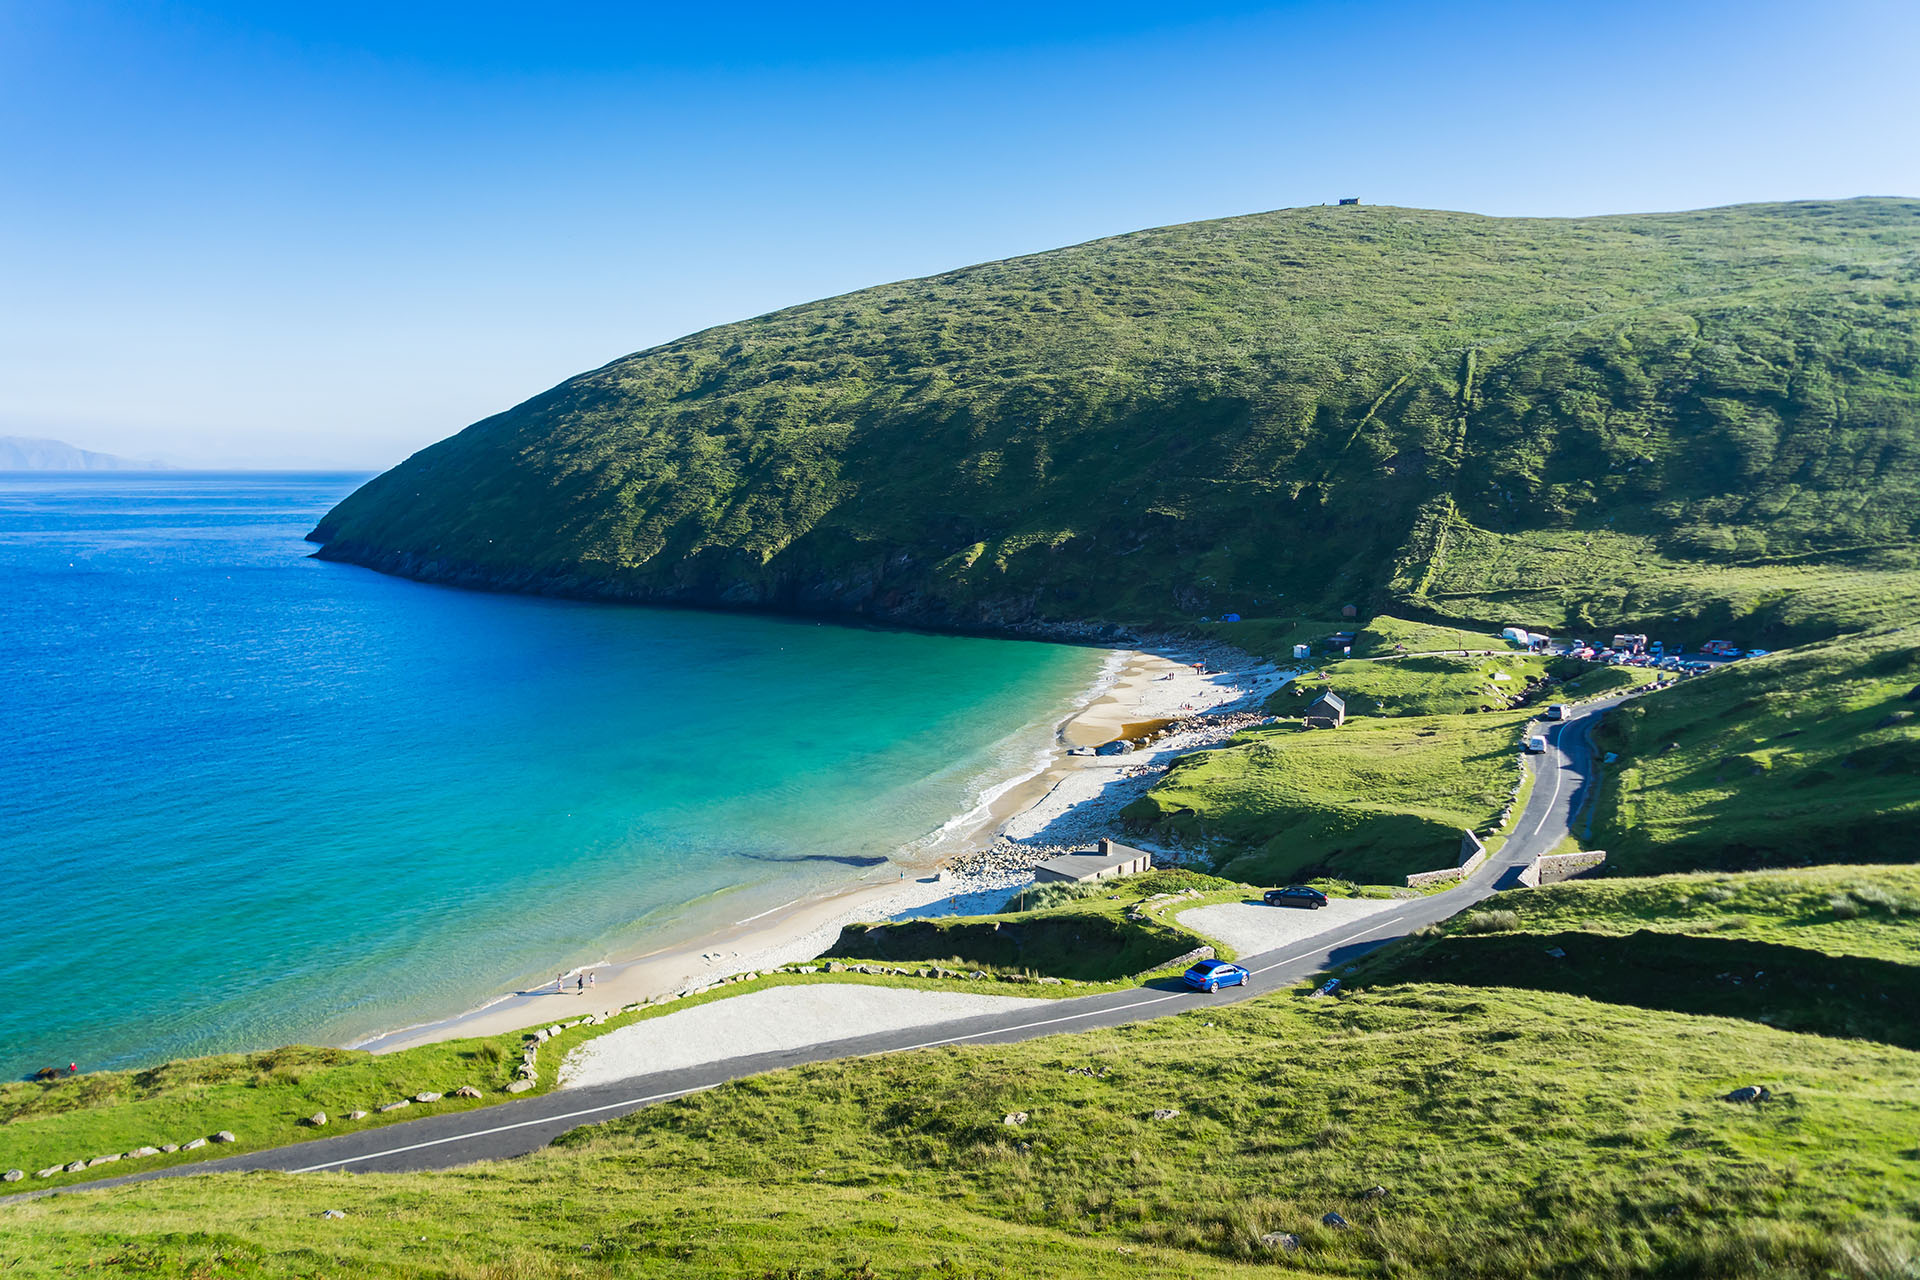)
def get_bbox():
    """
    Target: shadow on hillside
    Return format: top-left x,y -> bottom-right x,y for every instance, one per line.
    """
1358,929 -> 1920,1049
